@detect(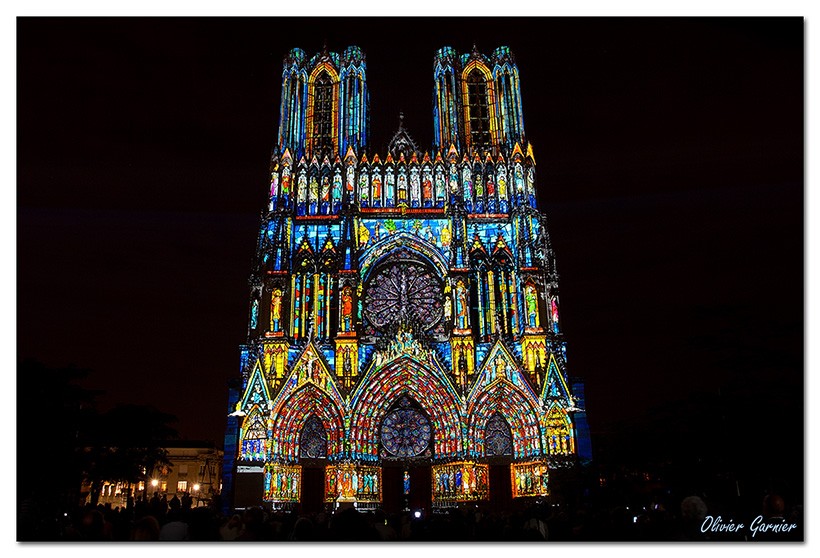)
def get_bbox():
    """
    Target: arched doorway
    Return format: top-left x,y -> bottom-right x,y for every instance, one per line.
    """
485,413 -> 514,508
299,415 -> 328,513
378,396 -> 433,514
